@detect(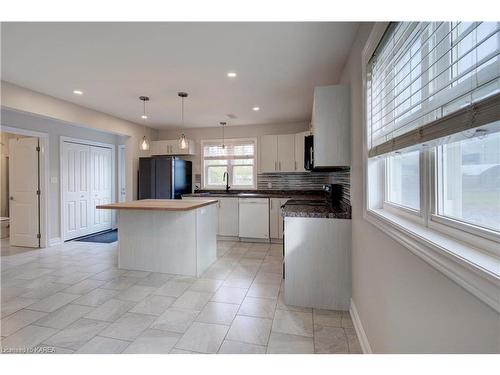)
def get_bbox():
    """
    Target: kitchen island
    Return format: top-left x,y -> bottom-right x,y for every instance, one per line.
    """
96,199 -> 218,277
